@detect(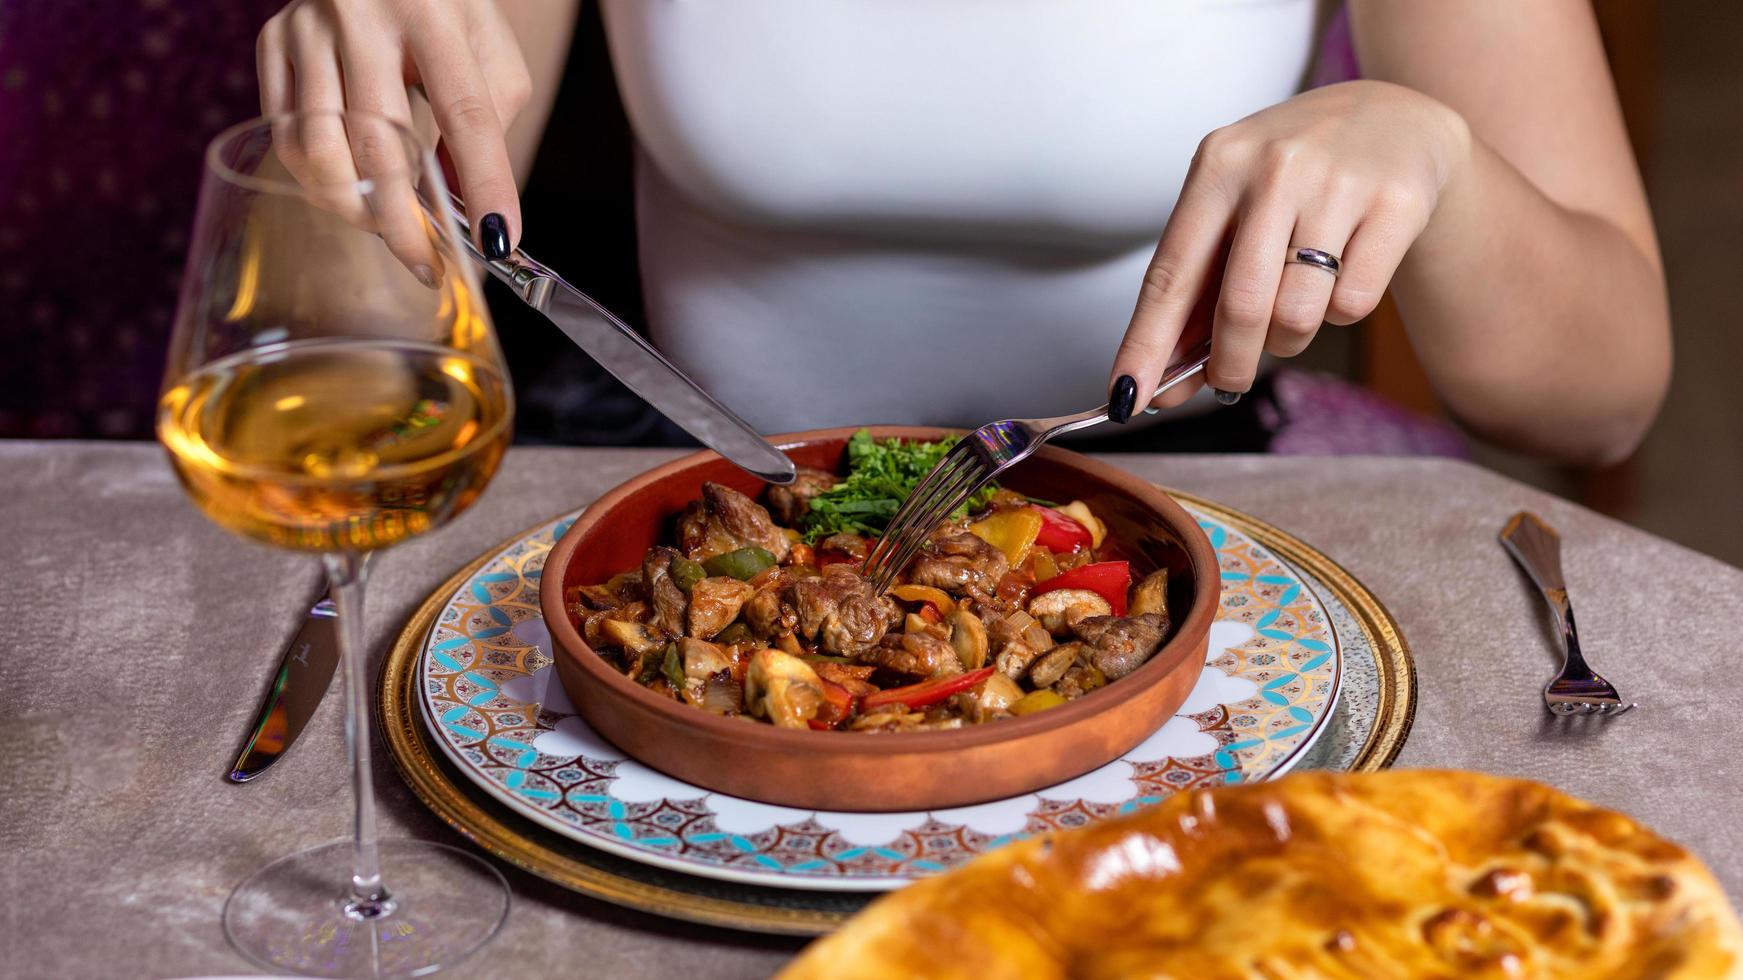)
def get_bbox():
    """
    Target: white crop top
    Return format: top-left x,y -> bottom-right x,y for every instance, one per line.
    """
599,0 -> 1319,432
